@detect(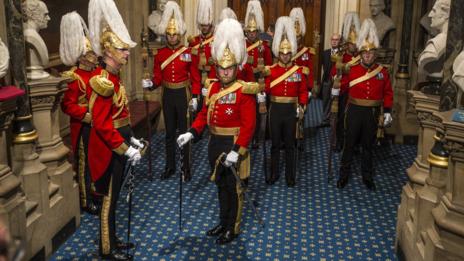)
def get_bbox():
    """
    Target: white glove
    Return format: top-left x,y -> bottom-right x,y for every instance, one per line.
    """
142,79 -> 153,88
124,146 -> 141,166
308,91 -> 312,99
130,137 -> 145,149
331,88 -> 340,96
189,98 -> 198,111
224,150 -> 239,167
177,132 -> 193,147
296,106 -> 304,118
257,93 -> 266,103
201,87 -> 208,97
384,112 -> 393,127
